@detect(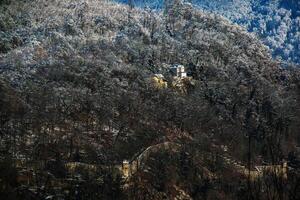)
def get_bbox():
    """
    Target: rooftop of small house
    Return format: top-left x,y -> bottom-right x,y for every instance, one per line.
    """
153,74 -> 165,79
170,64 -> 185,71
